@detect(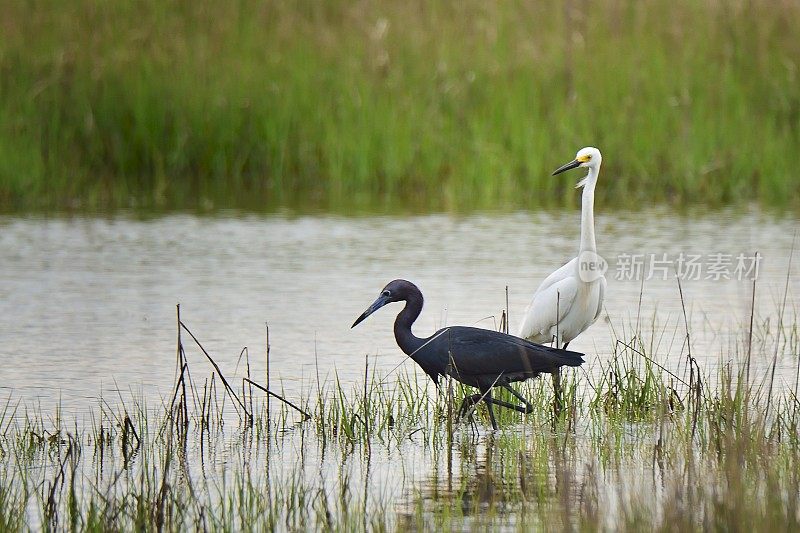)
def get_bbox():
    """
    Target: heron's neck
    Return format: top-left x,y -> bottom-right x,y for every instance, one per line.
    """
579,166 -> 599,254
394,294 -> 425,356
